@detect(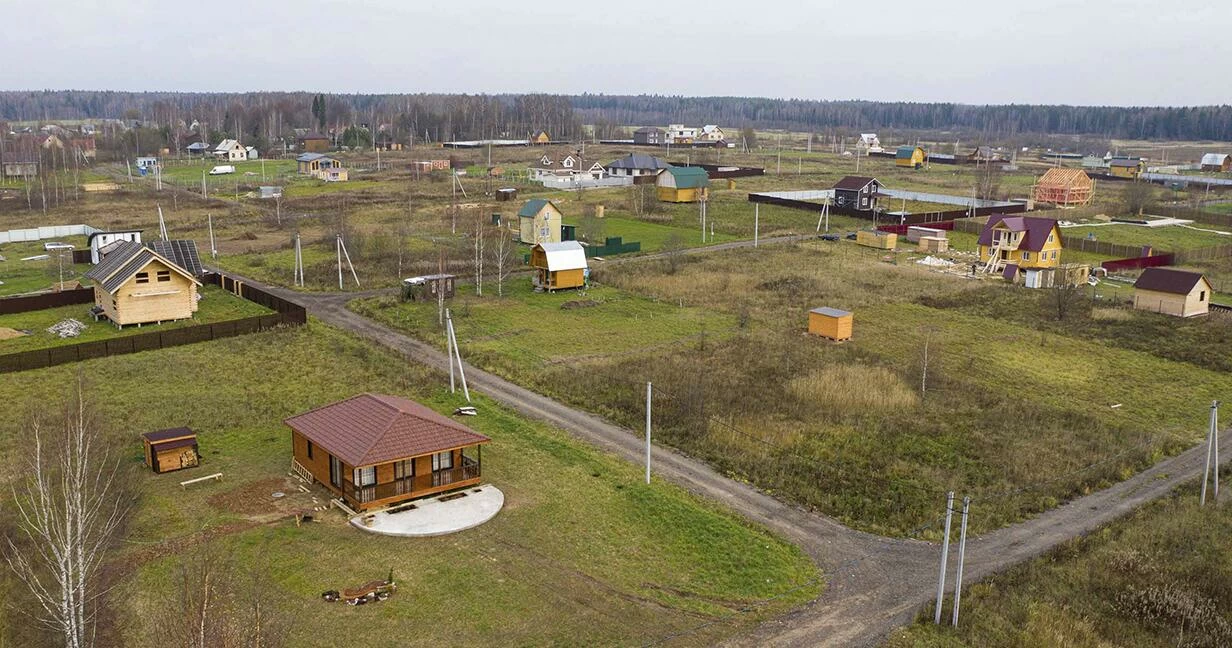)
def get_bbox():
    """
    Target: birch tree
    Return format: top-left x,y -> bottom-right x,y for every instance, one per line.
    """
472,212 -> 485,297
490,222 -> 515,297
3,384 -> 129,648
